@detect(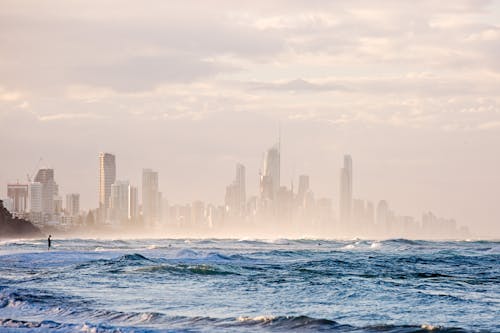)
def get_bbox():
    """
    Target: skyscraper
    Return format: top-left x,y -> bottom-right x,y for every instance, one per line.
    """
28,182 -> 43,224
142,168 -> 160,225
29,182 -> 42,214
66,193 -> 80,216
99,153 -> 116,213
260,144 -> 280,201
7,183 -> 29,213
34,168 -> 58,217
235,163 -> 246,212
128,185 -> 138,220
339,155 -> 353,224
297,175 -> 310,207
110,180 -> 130,223
225,163 -> 246,216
